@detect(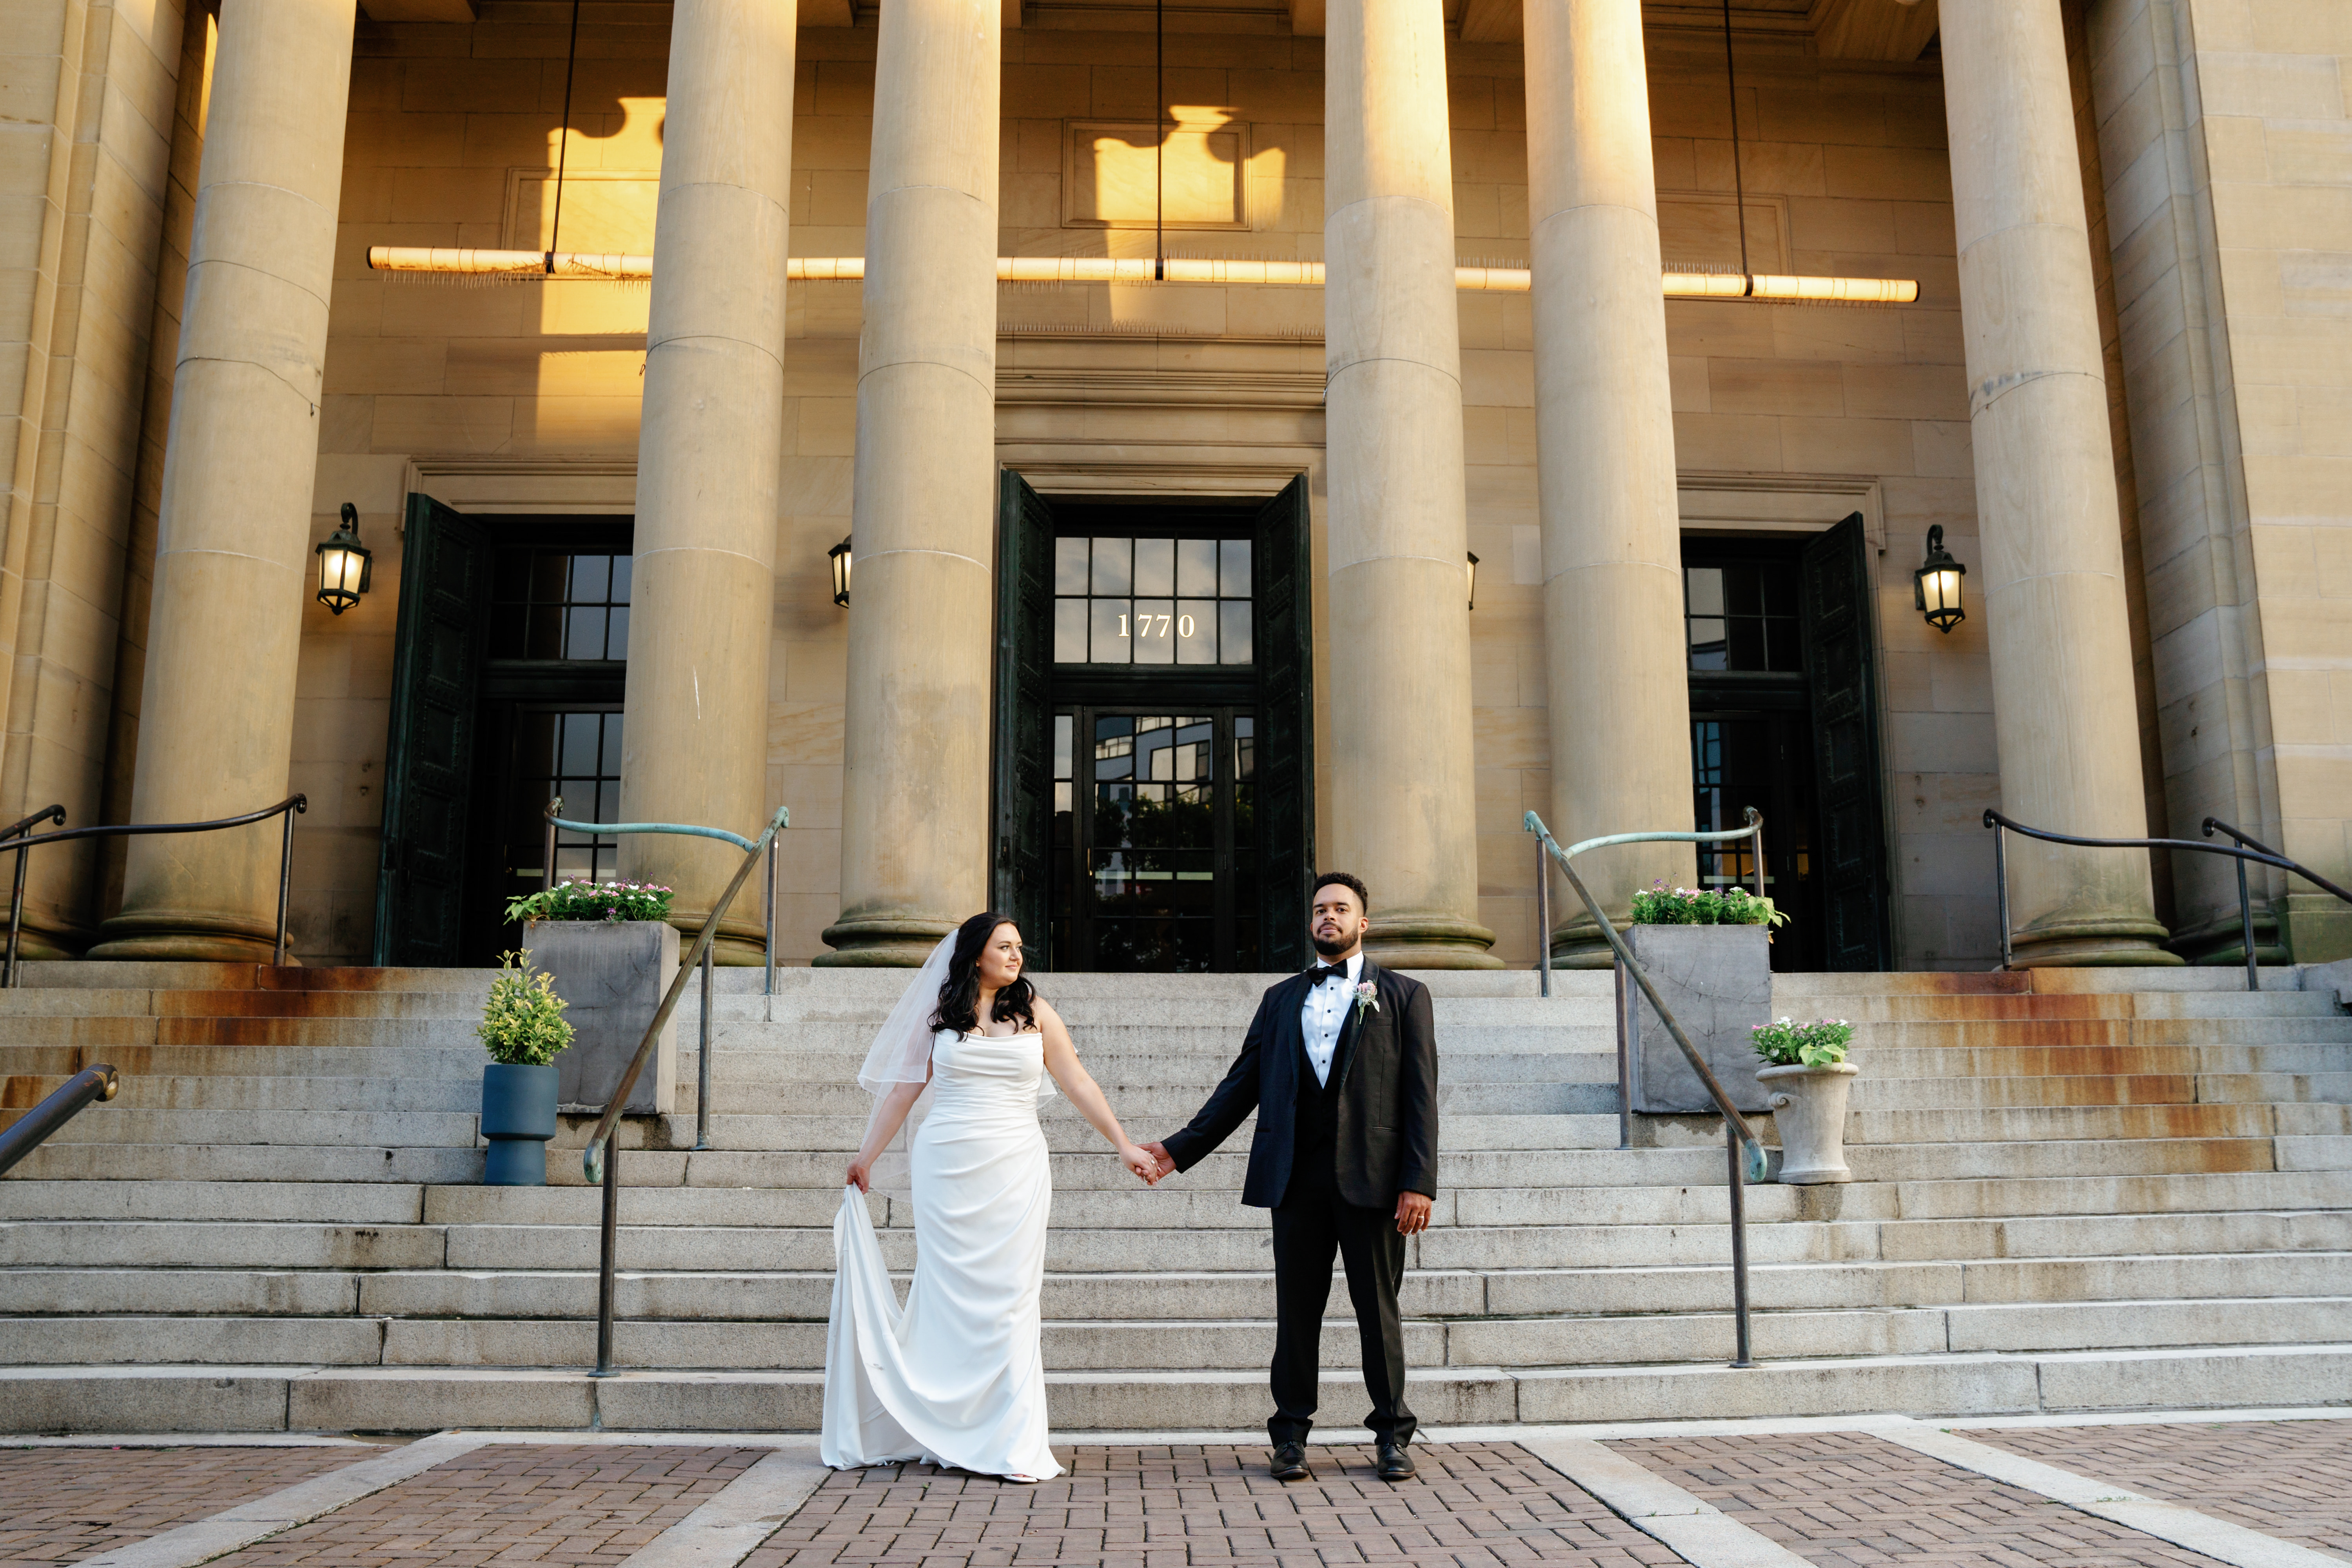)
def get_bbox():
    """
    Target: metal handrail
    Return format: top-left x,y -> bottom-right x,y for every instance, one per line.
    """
559,801 -> 790,1377
3,795 -> 307,985
1525,809 -> 1769,1369
541,799 -> 783,1007
0,1064 -> 120,1178
1984,808 -> 2352,989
